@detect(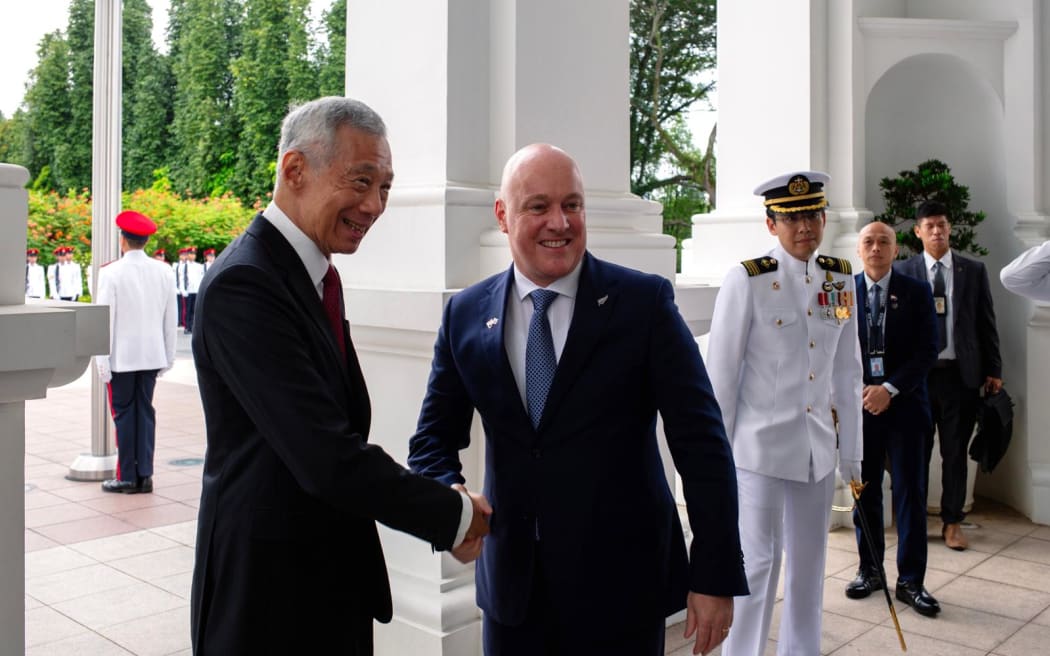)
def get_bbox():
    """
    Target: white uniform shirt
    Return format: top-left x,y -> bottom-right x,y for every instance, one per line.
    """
47,262 -> 82,299
94,249 -> 178,379
706,245 -> 864,483
1001,240 -> 1050,302
25,263 -> 46,298
186,261 -> 205,294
